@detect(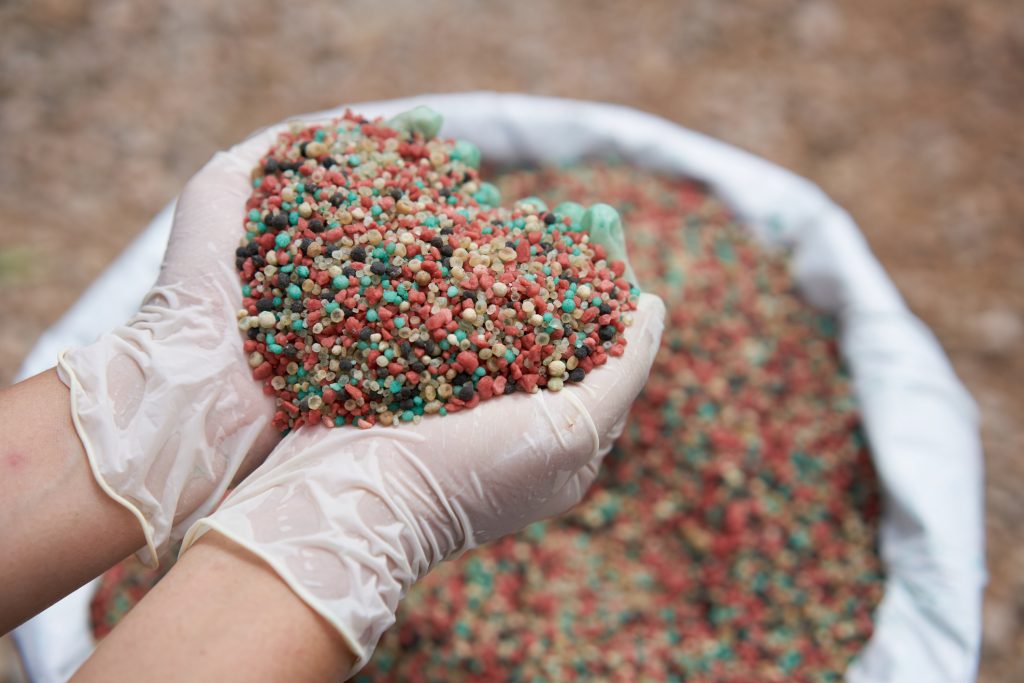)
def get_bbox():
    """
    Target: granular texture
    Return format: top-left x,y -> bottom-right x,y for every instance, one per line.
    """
235,109 -> 638,431
91,163 -> 884,682
357,164 -> 884,682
